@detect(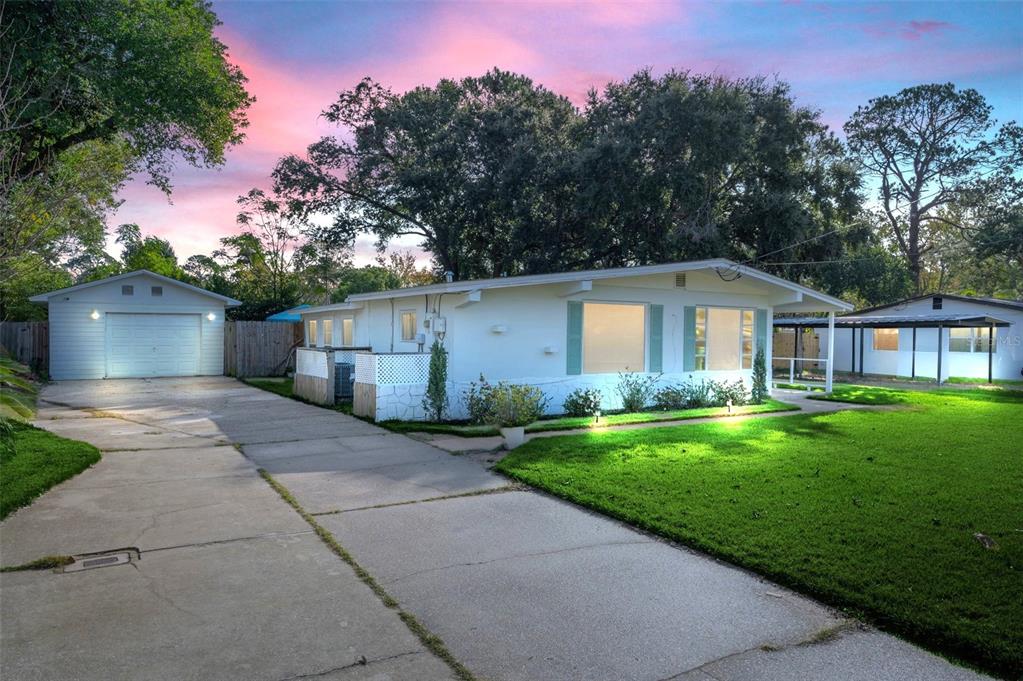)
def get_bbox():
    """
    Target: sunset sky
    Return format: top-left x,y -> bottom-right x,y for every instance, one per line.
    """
111,0 -> 1023,265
